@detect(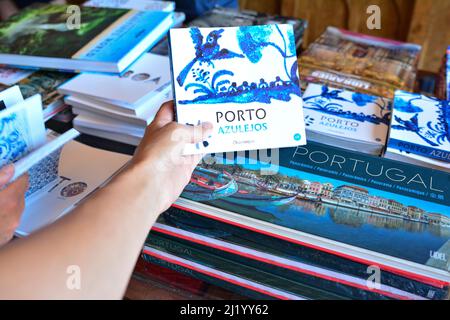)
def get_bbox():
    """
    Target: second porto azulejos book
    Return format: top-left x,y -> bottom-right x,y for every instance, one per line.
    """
169,25 -> 307,154
0,4 -> 173,73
